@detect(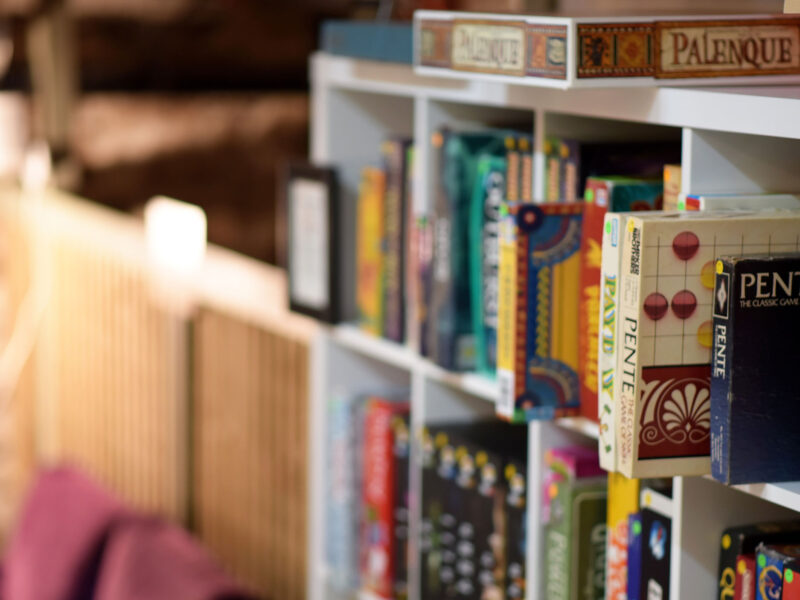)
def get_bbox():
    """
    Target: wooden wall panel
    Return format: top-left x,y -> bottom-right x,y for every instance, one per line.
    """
193,307 -> 309,600
0,213 -> 37,544
43,231 -> 189,522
